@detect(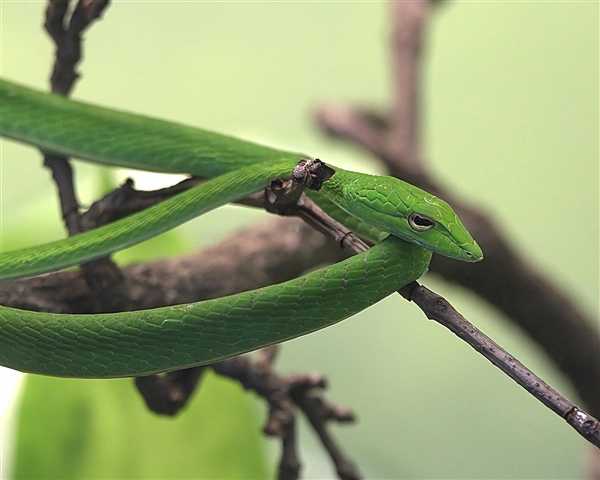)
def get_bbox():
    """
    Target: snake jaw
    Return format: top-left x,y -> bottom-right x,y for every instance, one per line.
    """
459,241 -> 484,262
